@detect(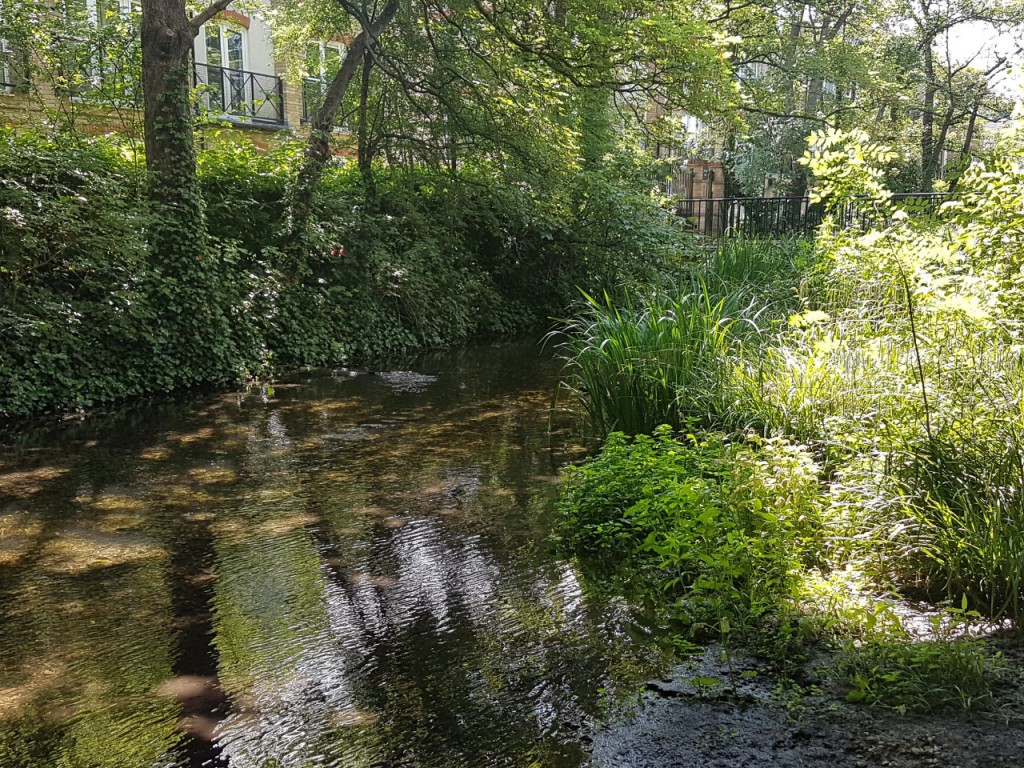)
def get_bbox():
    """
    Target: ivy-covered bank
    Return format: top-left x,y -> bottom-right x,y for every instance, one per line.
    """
0,130 -> 679,417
